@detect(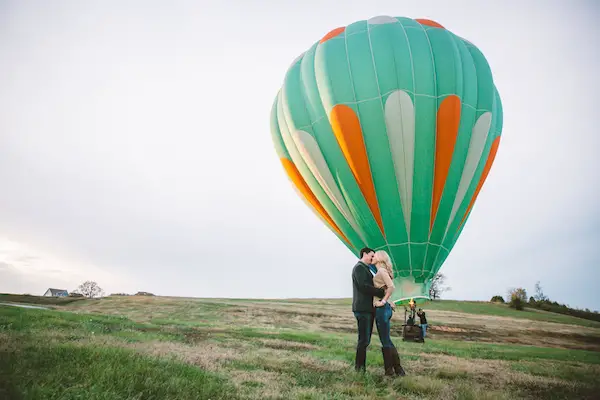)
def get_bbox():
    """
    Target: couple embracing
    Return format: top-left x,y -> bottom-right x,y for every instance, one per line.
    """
351,247 -> 406,376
